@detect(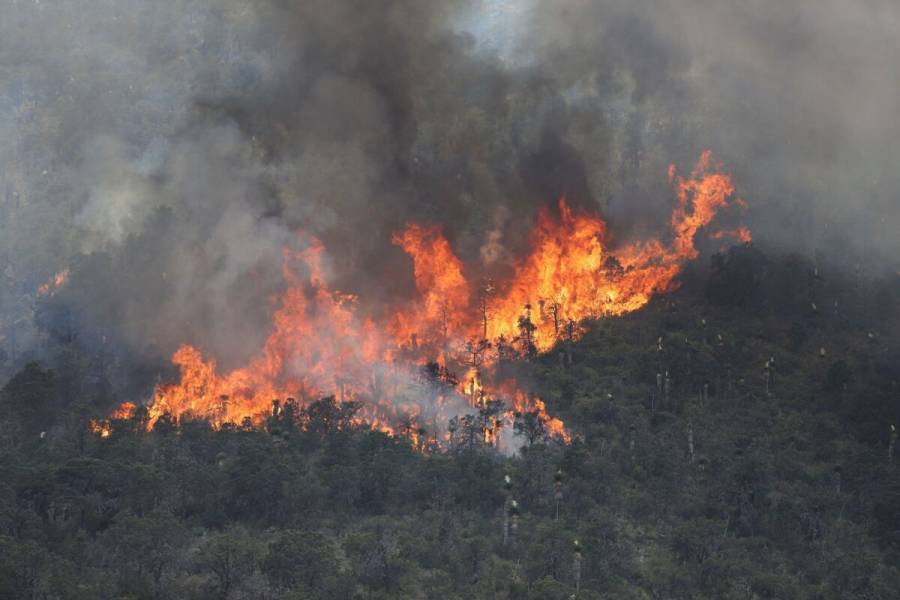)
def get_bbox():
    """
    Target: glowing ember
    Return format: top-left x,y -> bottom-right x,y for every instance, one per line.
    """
37,268 -> 69,297
104,152 -> 748,449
